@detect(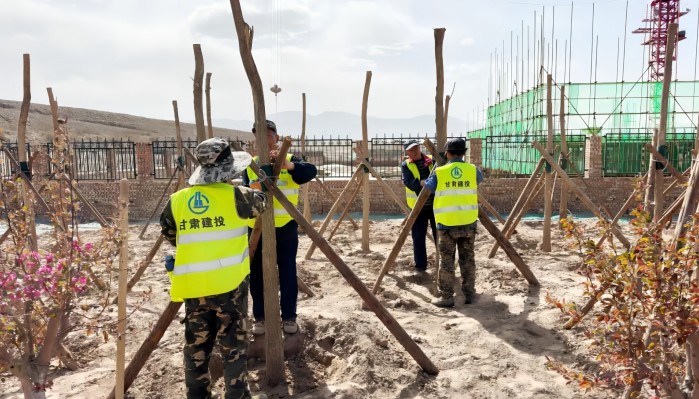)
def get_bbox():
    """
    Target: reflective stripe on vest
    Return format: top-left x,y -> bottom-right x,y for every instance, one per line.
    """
433,162 -> 478,226
173,248 -> 250,276
246,154 -> 300,227
404,155 -> 433,209
178,226 -> 248,245
170,183 -> 250,300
